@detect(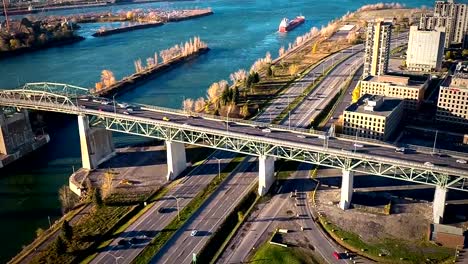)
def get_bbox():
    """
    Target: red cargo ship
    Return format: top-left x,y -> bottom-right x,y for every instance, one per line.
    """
278,15 -> 305,33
